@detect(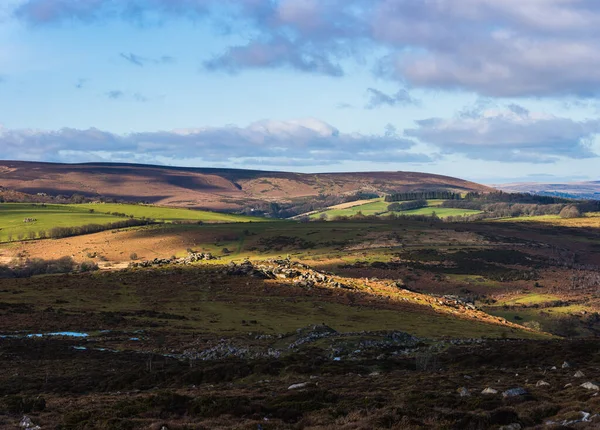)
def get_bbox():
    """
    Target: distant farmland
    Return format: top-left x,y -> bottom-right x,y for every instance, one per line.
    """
73,203 -> 264,223
309,198 -> 482,220
0,203 -> 264,243
0,204 -> 122,243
